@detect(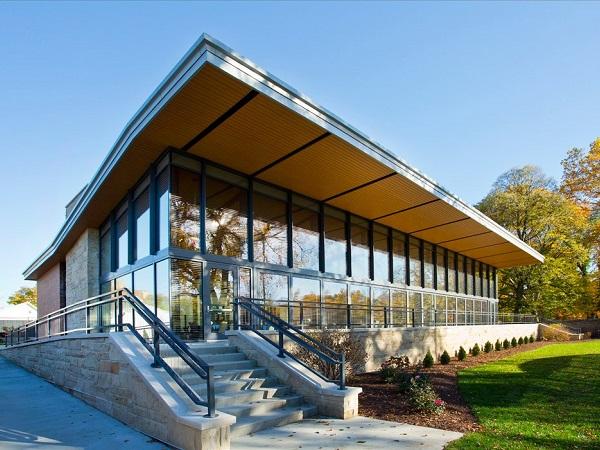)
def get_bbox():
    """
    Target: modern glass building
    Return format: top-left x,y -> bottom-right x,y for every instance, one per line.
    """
25,35 -> 543,341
